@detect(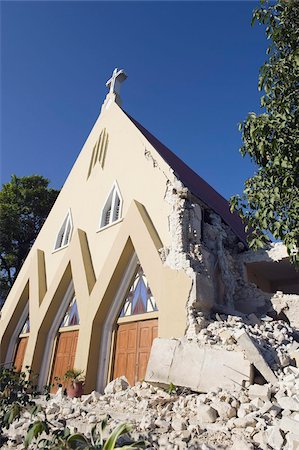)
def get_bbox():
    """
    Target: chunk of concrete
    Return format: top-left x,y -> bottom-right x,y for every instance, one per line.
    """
236,331 -> 277,384
286,432 -> 299,450
197,405 -> 218,423
266,426 -> 284,450
248,384 -> 271,402
104,376 -> 129,395
278,397 -> 299,412
145,338 -> 252,393
280,416 -> 299,435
